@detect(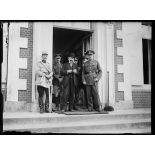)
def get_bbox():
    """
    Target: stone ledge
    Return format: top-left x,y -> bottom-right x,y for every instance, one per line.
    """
4,101 -> 31,112
113,100 -> 134,110
4,101 -> 55,113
